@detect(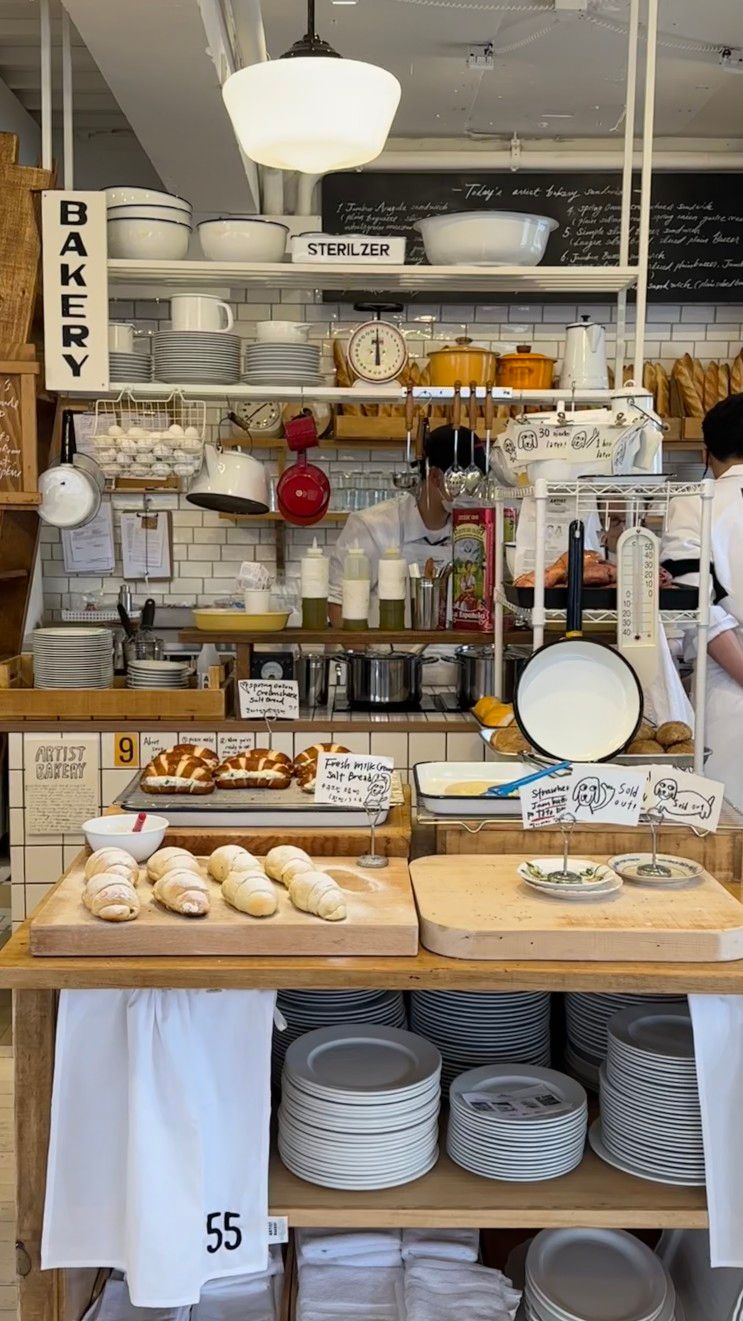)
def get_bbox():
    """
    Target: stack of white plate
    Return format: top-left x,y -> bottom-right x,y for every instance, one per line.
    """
109,351 -> 153,383
589,1003 -> 705,1187
523,1229 -> 680,1321
33,627 -> 113,690
153,330 -> 241,384
447,1064 -> 587,1182
279,1025 -> 441,1190
410,991 -> 551,1091
127,660 -> 191,690
565,993 -> 686,1090
243,342 -> 321,385
273,990 -> 407,1083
